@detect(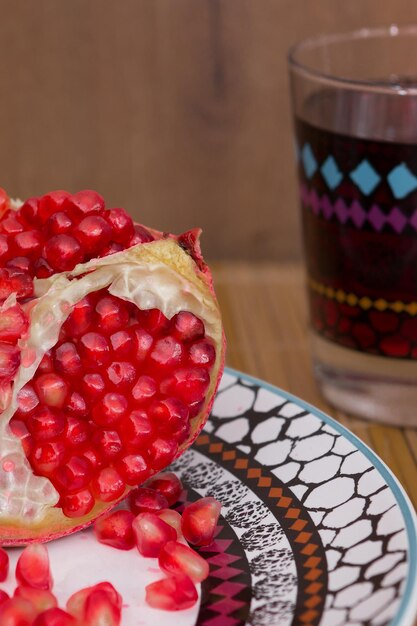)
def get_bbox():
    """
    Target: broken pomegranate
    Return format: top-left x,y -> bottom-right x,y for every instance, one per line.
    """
0,188 -> 225,544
